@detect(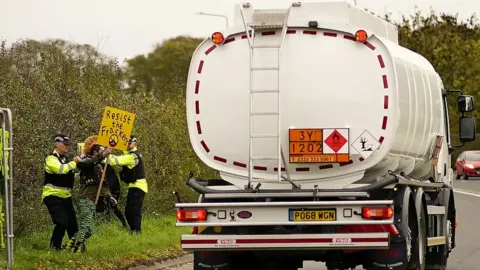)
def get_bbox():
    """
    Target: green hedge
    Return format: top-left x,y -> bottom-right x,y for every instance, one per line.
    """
0,39 -> 216,237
